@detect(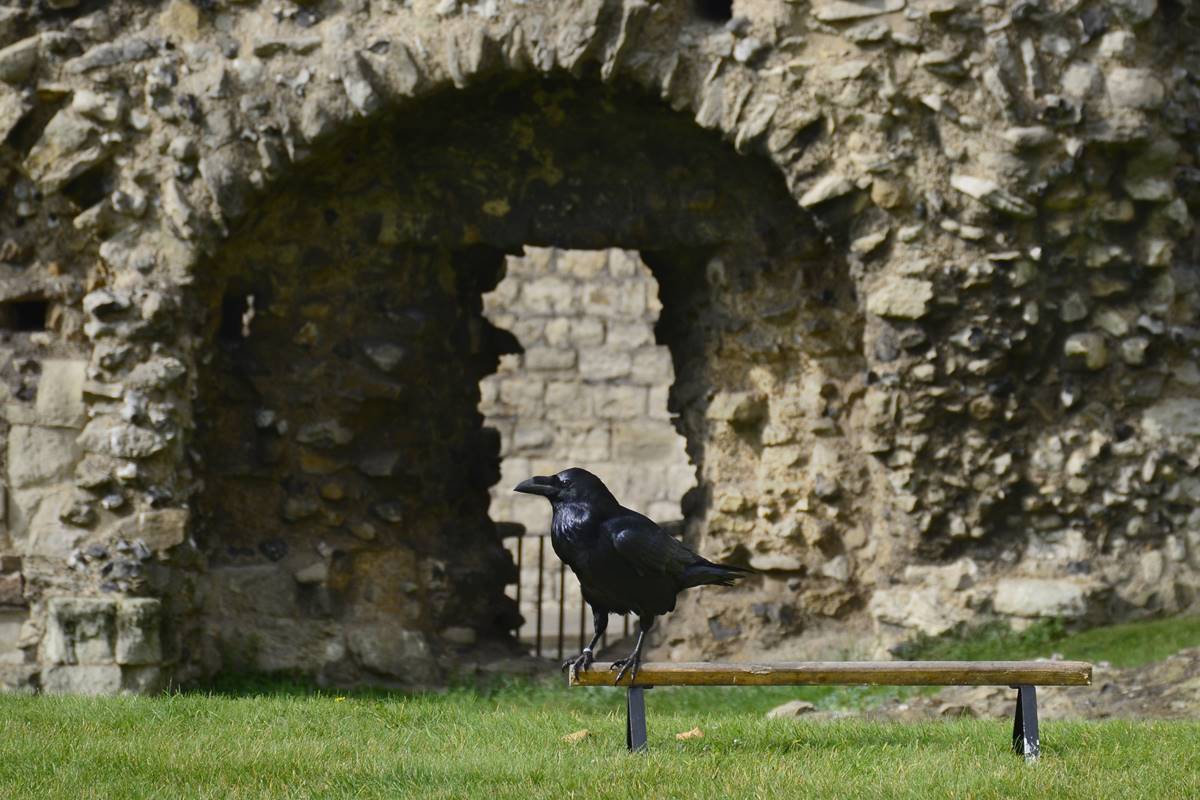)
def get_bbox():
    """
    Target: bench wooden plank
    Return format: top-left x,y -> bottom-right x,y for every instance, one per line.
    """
570,661 -> 1092,687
